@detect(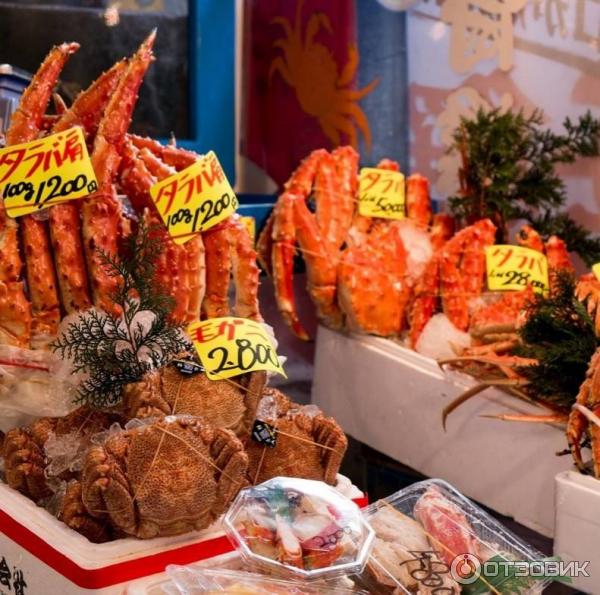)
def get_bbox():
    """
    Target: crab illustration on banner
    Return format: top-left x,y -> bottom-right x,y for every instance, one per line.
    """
188,317 -> 286,381
485,244 -> 549,293
242,0 -> 379,187
0,128 -> 97,217
149,151 -> 238,245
